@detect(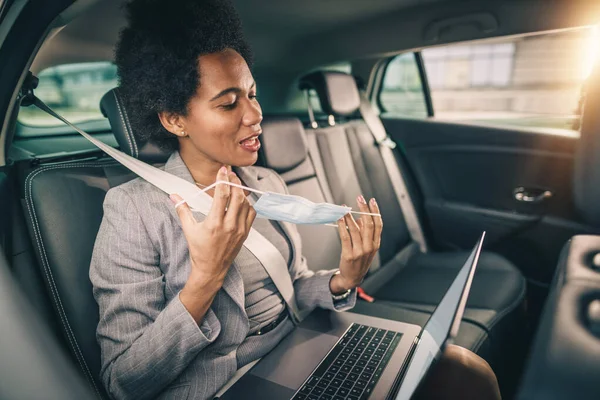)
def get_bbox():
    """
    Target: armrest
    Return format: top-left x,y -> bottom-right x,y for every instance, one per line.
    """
517,235 -> 600,400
